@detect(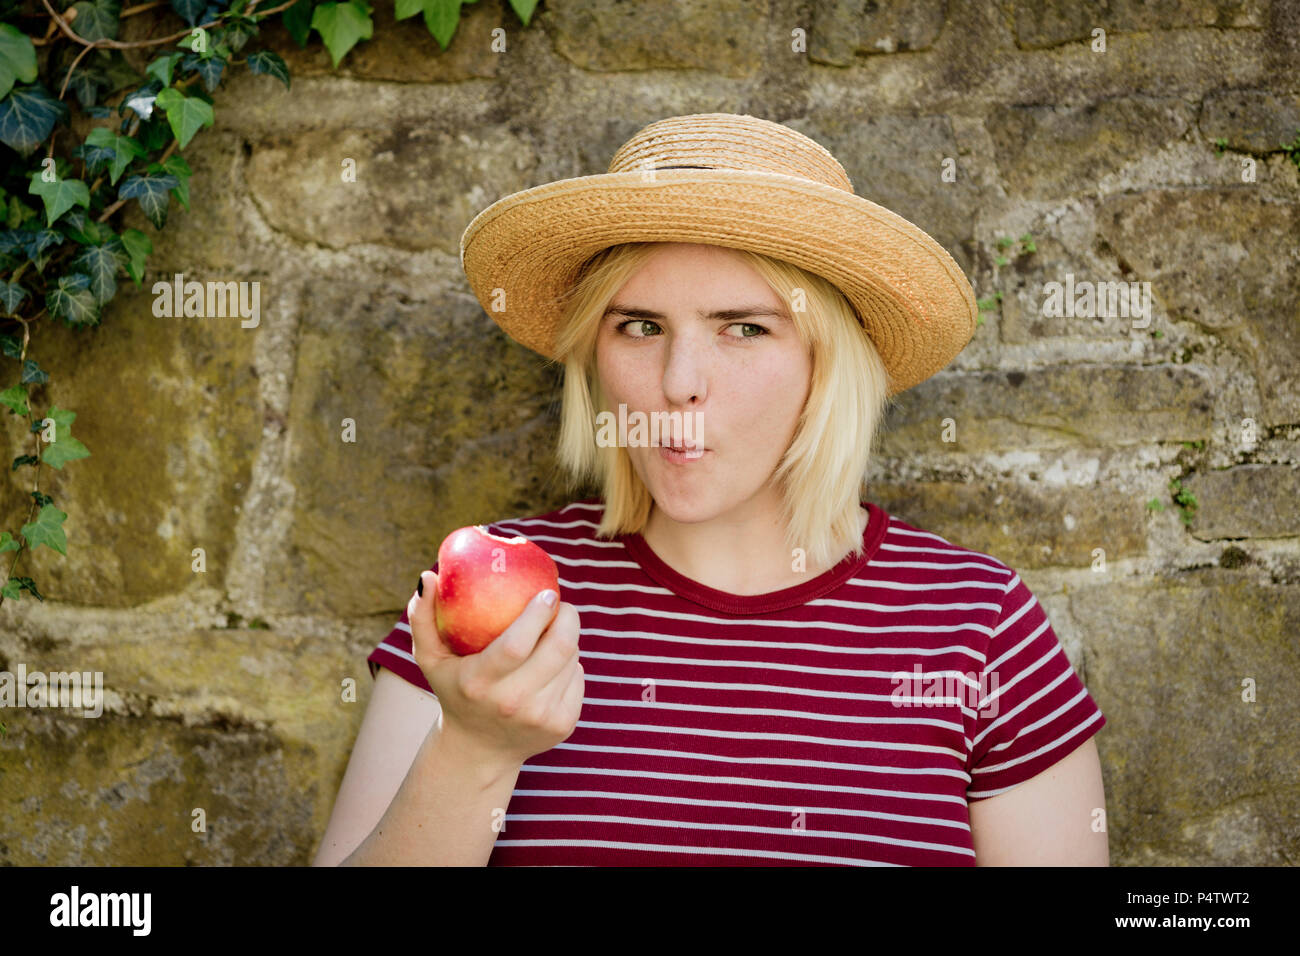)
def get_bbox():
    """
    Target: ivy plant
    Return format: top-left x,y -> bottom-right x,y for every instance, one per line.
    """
0,0 -> 539,608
